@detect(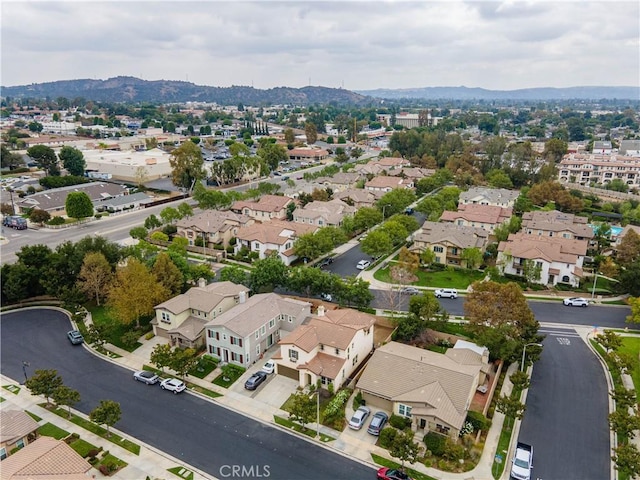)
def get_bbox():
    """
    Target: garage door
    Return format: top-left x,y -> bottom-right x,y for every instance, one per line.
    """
362,392 -> 392,411
277,364 -> 299,381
